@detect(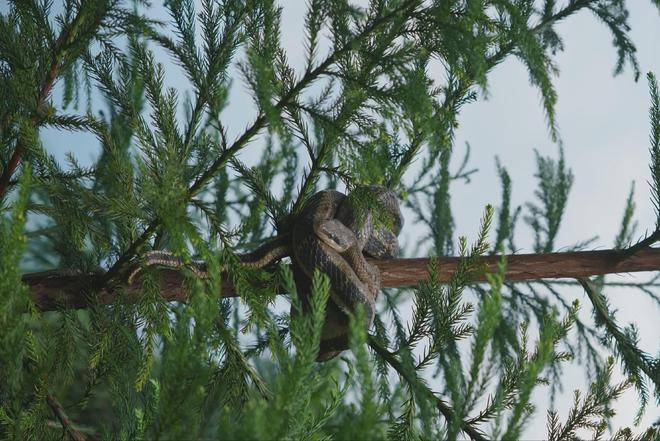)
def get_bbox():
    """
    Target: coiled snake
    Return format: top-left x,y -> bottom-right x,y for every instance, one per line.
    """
130,185 -> 403,361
